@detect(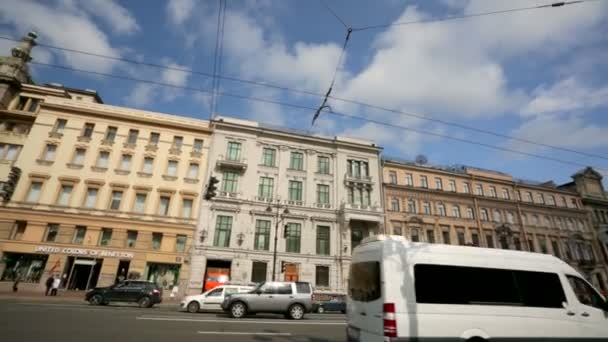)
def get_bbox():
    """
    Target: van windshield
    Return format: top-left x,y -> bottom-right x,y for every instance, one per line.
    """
349,261 -> 381,302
